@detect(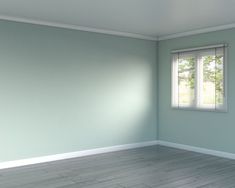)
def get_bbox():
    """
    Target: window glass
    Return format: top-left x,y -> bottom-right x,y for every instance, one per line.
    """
178,55 -> 196,107
172,46 -> 227,112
